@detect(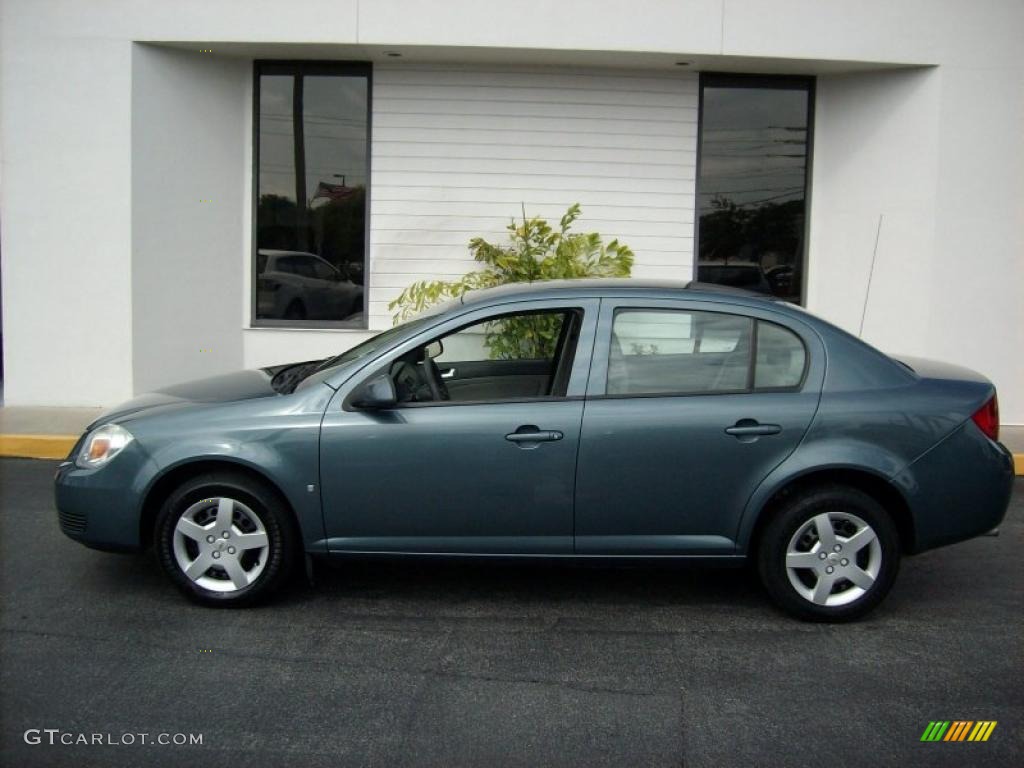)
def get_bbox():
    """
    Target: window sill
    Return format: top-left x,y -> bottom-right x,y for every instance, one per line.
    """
244,325 -> 374,333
